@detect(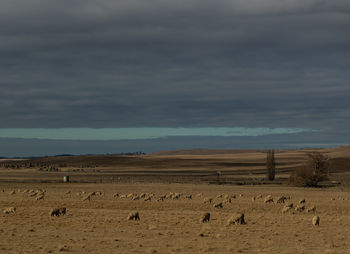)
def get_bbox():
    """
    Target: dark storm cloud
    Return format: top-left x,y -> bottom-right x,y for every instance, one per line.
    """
1,0 -> 350,130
